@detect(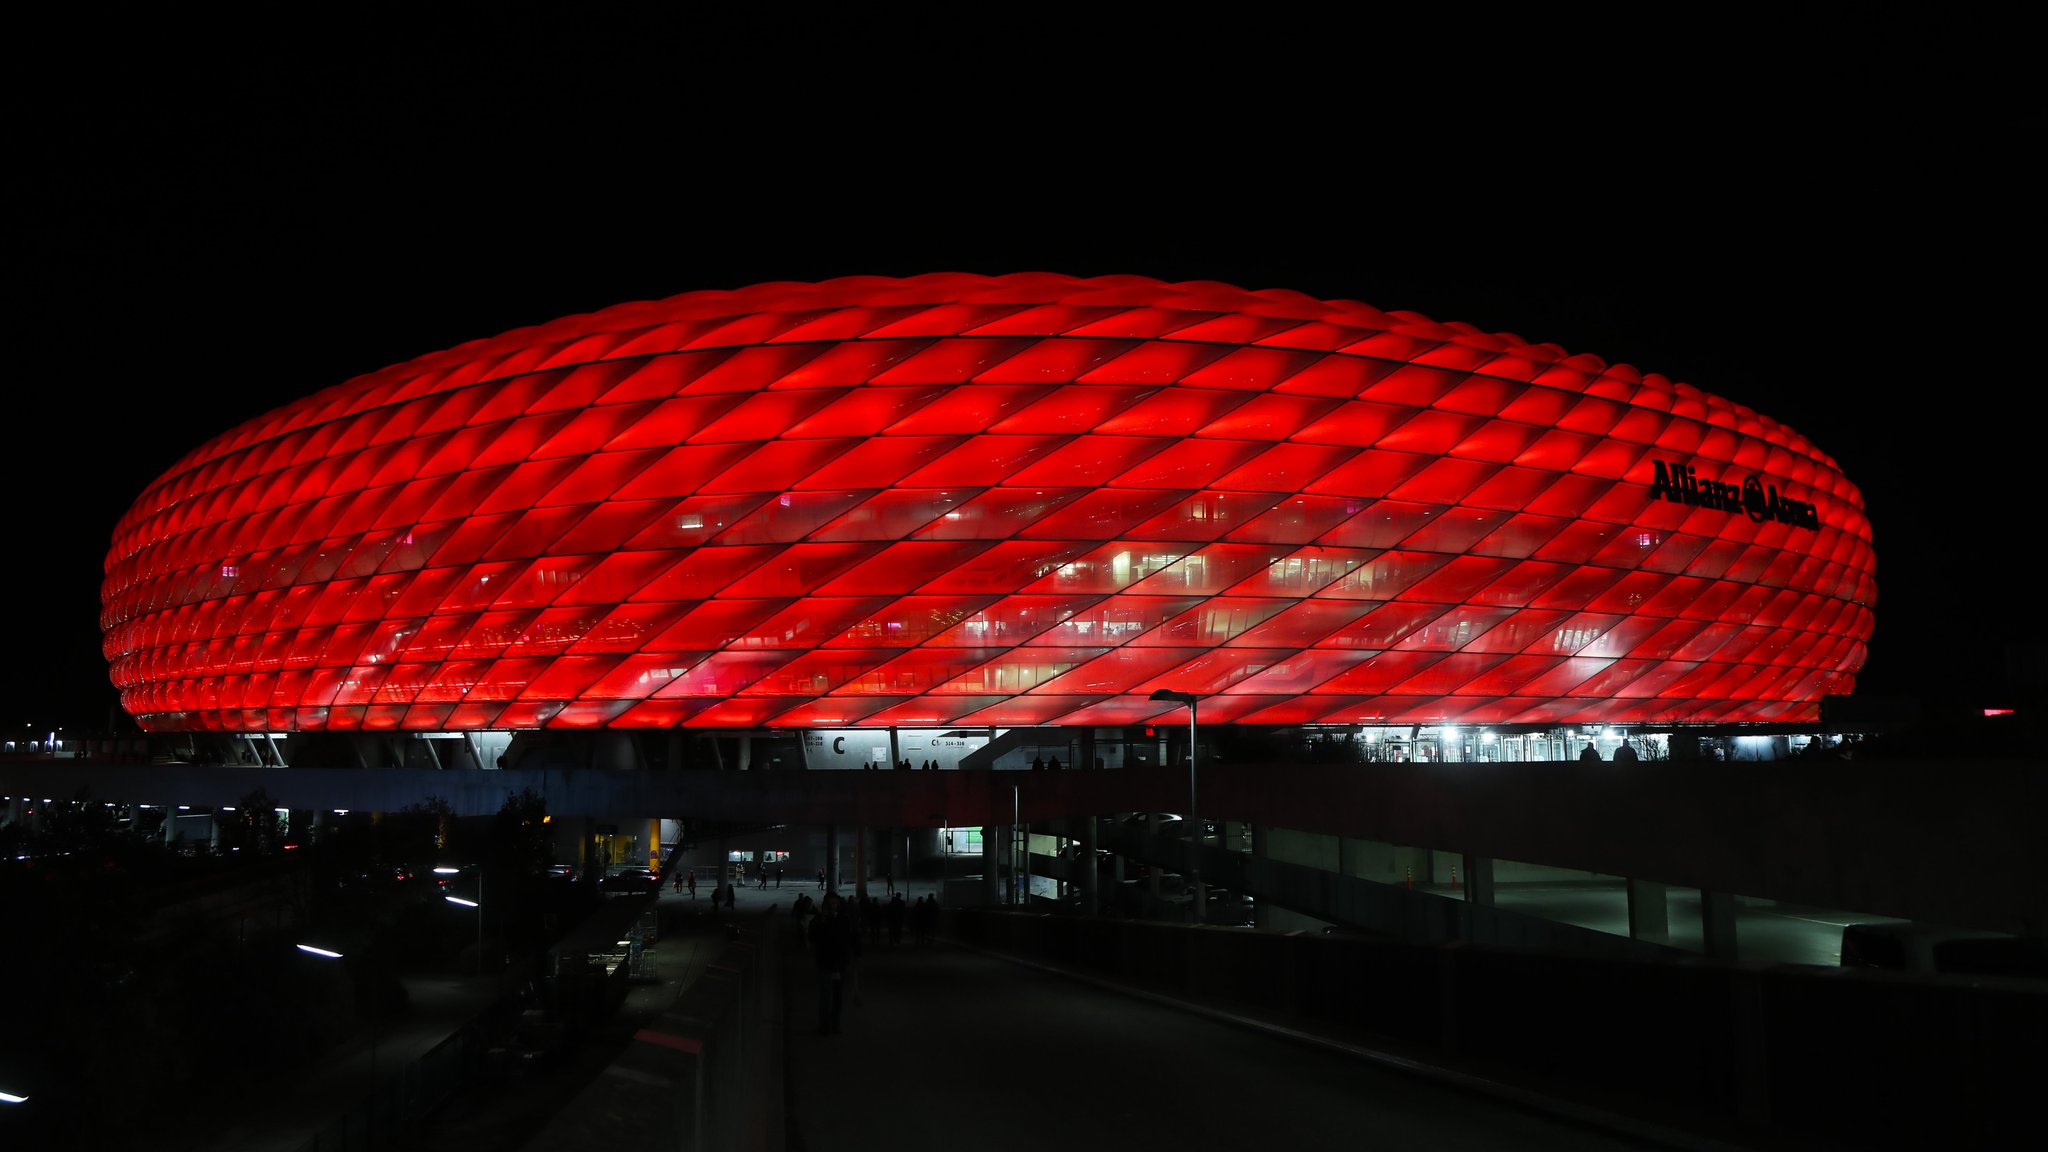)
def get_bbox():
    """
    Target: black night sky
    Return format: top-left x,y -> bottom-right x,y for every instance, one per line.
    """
7,9 -> 2031,734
